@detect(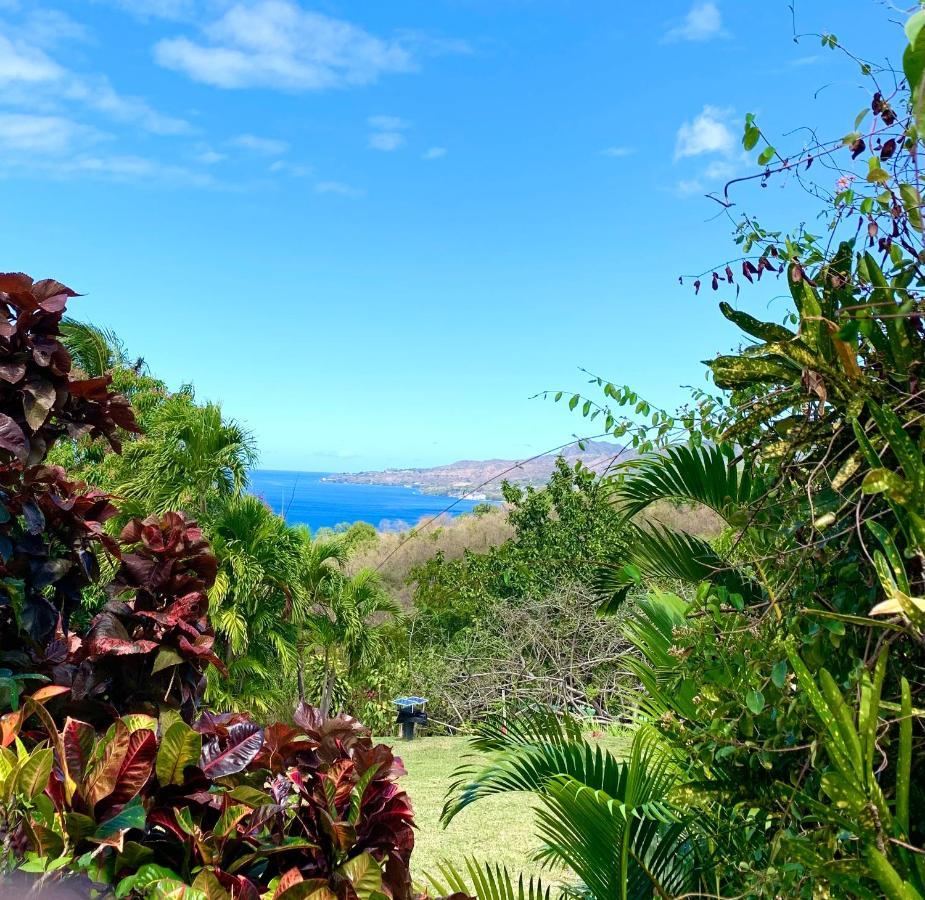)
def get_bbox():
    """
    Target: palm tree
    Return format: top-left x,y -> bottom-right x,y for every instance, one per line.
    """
294,526 -> 349,705
205,494 -> 308,712
304,567 -> 401,718
59,318 -> 130,377
434,710 -> 695,900
113,394 -> 257,521
595,443 -> 773,614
